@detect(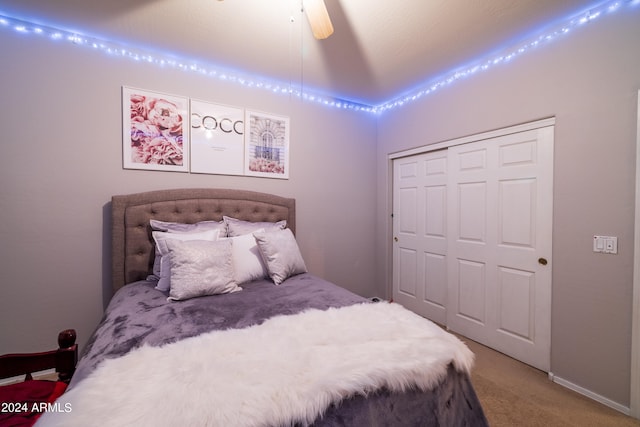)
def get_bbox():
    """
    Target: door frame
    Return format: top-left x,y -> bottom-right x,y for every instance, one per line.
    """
388,118 -> 556,161
631,90 -> 640,418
